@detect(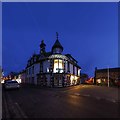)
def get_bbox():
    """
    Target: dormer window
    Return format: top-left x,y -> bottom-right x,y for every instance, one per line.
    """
53,48 -> 62,54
